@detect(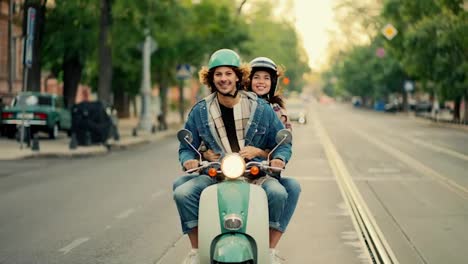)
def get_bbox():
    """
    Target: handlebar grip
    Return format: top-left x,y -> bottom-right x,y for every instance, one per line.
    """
186,167 -> 201,174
